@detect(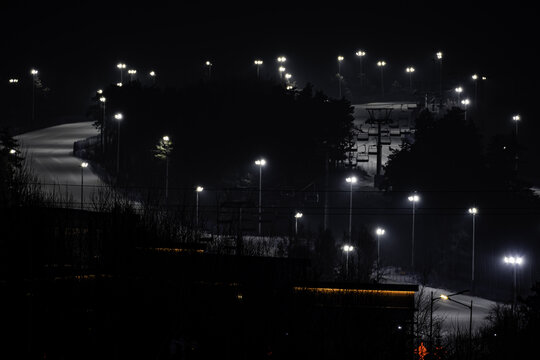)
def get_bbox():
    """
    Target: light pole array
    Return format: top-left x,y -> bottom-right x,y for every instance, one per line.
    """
504,255 -> 524,311
512,114 -> 520,137
254,59 -> 263,79
117,63 -> 126,83
128,69 -> 137,81
345,176 -> 357,241
277,56 -> 286,80
408,192 -> 420,269
343,244 -> 354,279
255,158 -> 266,235
377,61 -> 386,98
355,50 -> 366,89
